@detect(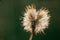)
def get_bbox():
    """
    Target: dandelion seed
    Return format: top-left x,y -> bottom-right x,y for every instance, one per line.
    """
22,4 -> 50,40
